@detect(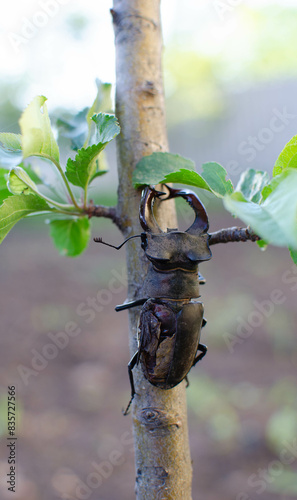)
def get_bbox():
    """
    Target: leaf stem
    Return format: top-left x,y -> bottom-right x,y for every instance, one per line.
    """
50,208 -> 84,217
12,169 -> 83,214
25,208 -> 83,218
83,185 -> 88,208
29,153 -> 81,210
50,157 -> 81,209
39,193 -> 81,212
